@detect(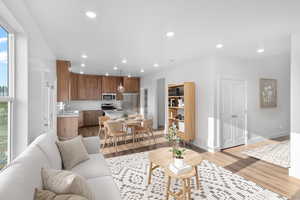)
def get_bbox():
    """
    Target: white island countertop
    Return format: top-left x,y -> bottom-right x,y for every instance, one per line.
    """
104,110 -> 137,120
